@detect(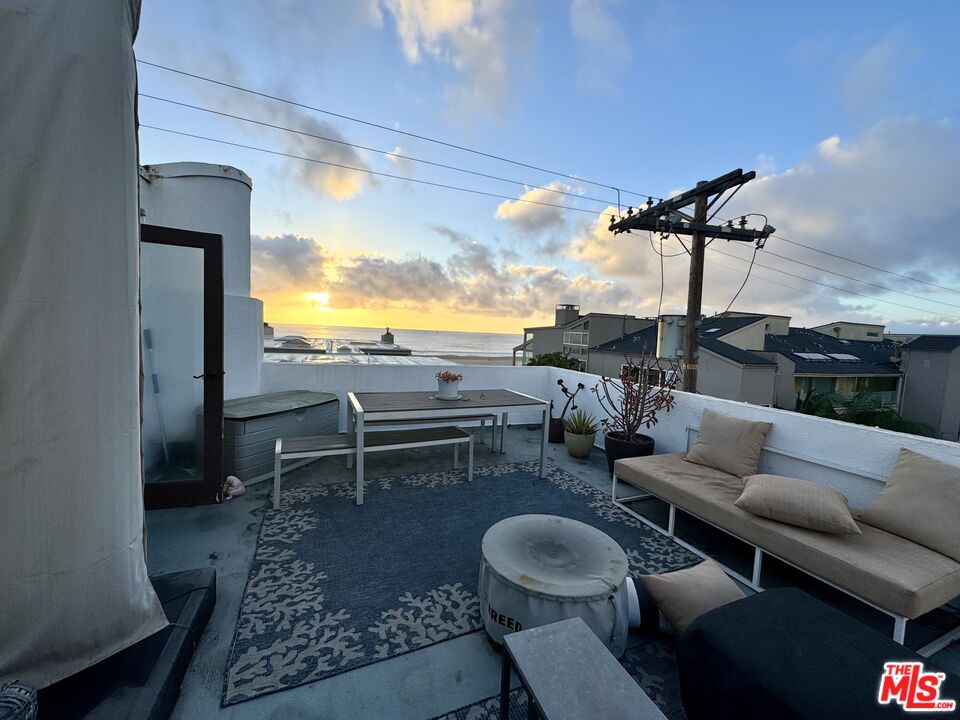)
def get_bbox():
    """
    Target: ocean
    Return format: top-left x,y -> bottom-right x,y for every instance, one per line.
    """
270,323 -> 523,357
